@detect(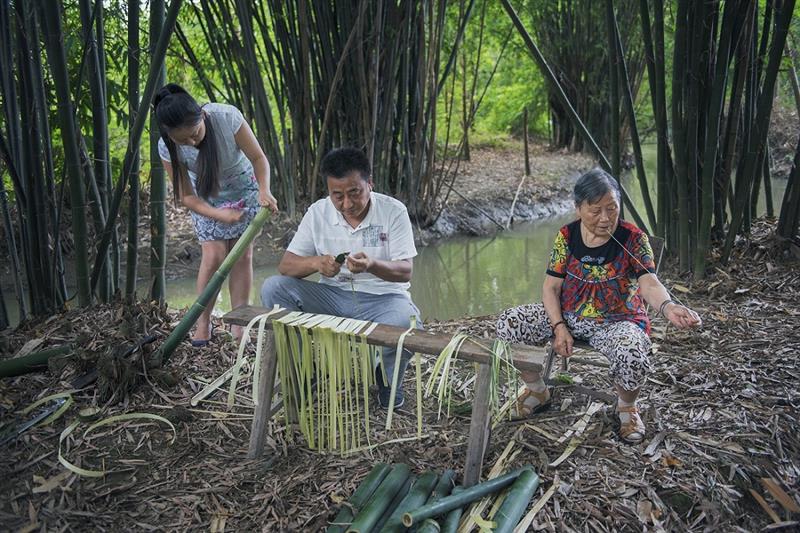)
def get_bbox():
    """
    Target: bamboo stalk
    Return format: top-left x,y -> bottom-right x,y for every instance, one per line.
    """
346,463 -> 411,533
440,487 -> 465,533
491,469 -> 540,533
327,463 -> 392,533
416,470 -> 457,533
382,471 -> 439,532
125,0 -> 141,301
148,0 -> 167,304
0,345 -> 73,378
373,475 -> 414,532
402,469 -> 524,527
154,208 -> 271,365
39,0 -> 91,307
